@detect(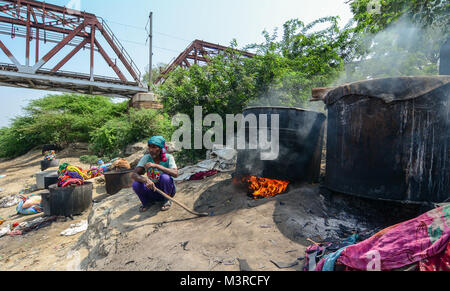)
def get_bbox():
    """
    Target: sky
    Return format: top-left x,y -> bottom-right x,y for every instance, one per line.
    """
0,0 -> 354,128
